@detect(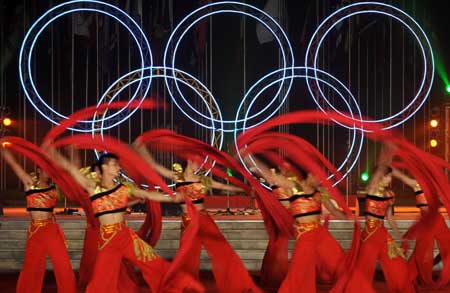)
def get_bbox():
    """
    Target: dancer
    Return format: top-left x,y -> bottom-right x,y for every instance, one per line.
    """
344,147 -> 414,292
77,163 -> 141,292
278,169 -> 348,293
392,168 -> 450,288
48,149 -> 202,293
243,155 -> 293,289
1,148 -> 76,293
135,143 -> 262,292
